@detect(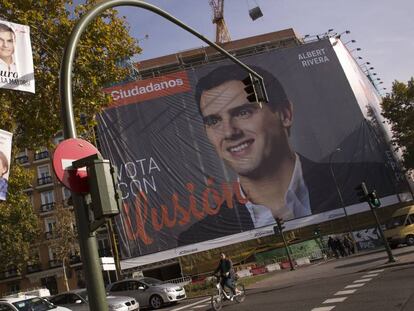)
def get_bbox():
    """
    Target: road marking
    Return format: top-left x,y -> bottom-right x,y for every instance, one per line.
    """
354,278 -> 372,283
323,297 -> 347,303
369,269 -> 384,273
170,298 -> 210,311
335,289 -> 357,295
193,305 -> 208,309
311,307 -> 336,311
363,273 -> 379,278
345,283 -> 365,288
